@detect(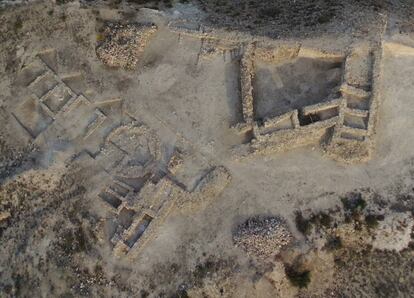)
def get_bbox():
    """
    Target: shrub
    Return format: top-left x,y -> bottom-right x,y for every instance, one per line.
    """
295,211 -> 312,235
341,192 -> 367,212
285,265 -> 311,288
365,214 -> 380,229
317,212 -> 333,228
325,235 -> 343,251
